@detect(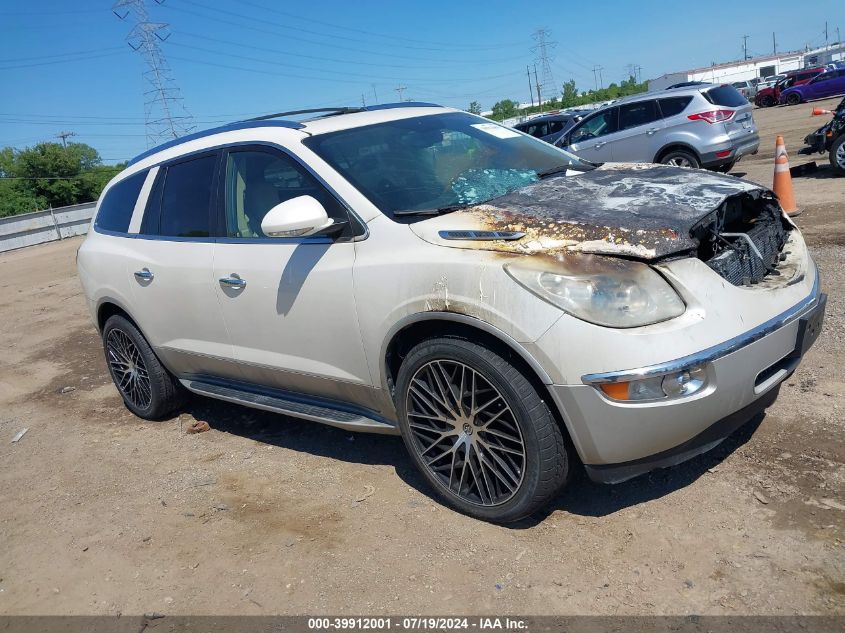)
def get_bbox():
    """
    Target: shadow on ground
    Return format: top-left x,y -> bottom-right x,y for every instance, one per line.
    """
185,393 -> 768,527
